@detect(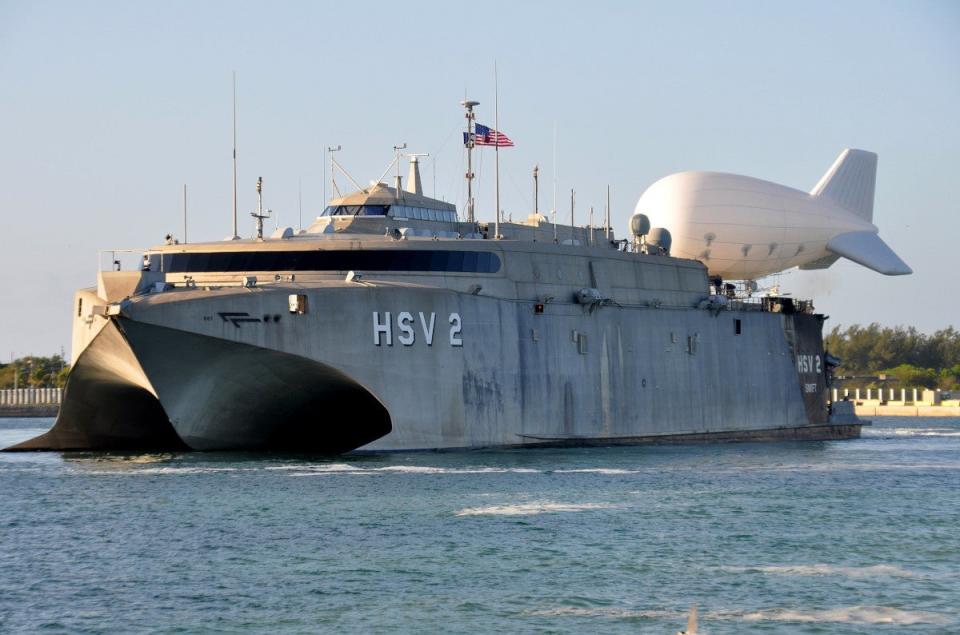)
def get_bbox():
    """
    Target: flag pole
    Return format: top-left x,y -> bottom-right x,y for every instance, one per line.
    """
494,62 -> 500,240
